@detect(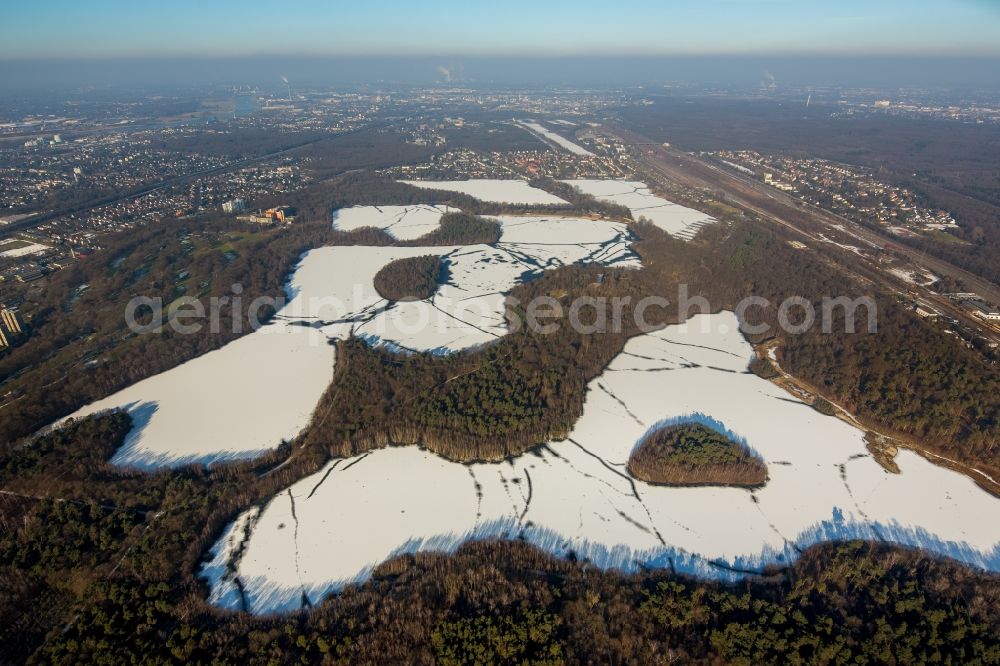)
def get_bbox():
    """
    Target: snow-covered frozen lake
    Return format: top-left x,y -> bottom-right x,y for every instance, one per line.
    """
67,324 -> 335,470
399,179 -> 570,206
302,214 -> 637,354
564,179 -> 717,239
65,214 -> 638,469
331,204 -> 457,241
57,184 -> 1000,614
203,311 -> 1000,614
